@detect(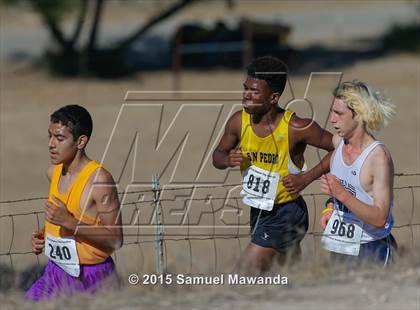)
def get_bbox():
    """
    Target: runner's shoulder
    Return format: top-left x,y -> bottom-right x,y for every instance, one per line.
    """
225,110 -> 242,135
229,110 -> 242,123
368,143 -> 393,167
289,113 -> 316,131
46,165 -> 55,182
91,167 -> 115,185
85,167 -> 118,203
